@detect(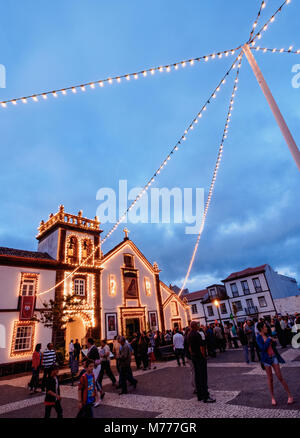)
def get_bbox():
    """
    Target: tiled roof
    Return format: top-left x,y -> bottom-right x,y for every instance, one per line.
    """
223,264 -> 267,282
0,247 -> 54,260
184,289 -> 208,302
